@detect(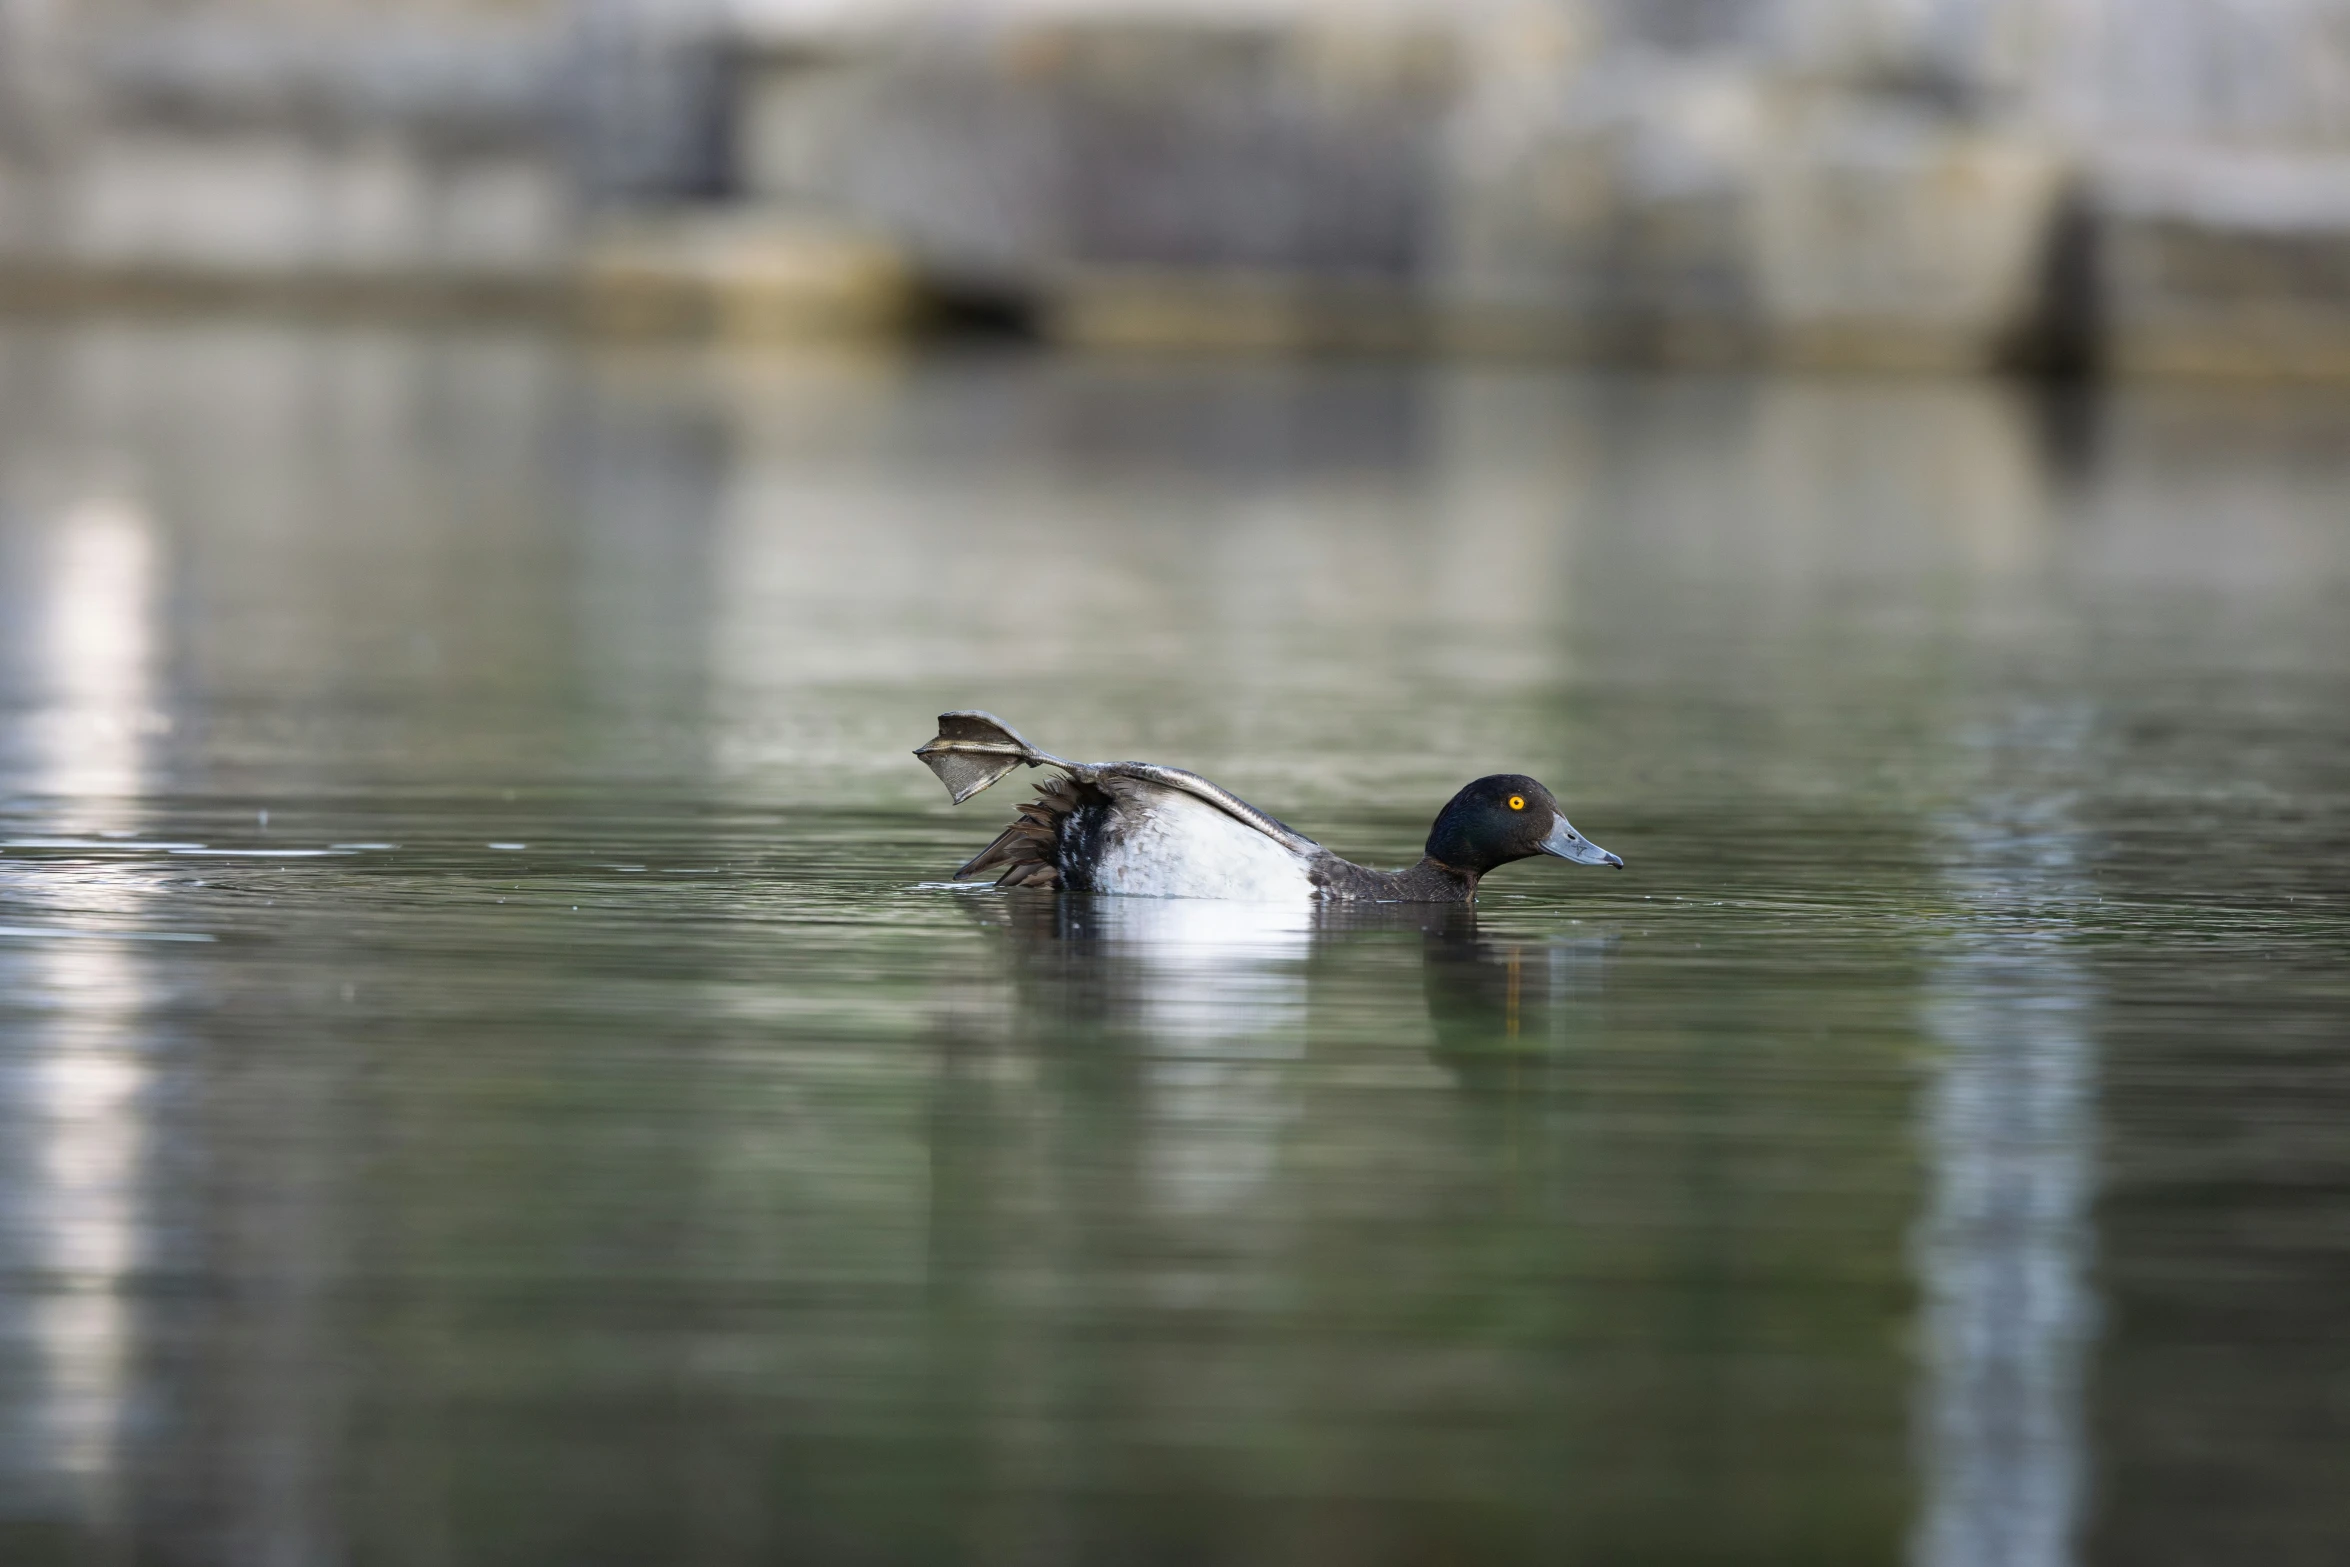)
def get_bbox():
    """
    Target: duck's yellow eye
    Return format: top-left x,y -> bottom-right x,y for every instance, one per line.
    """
1508,795 -> 1525,811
